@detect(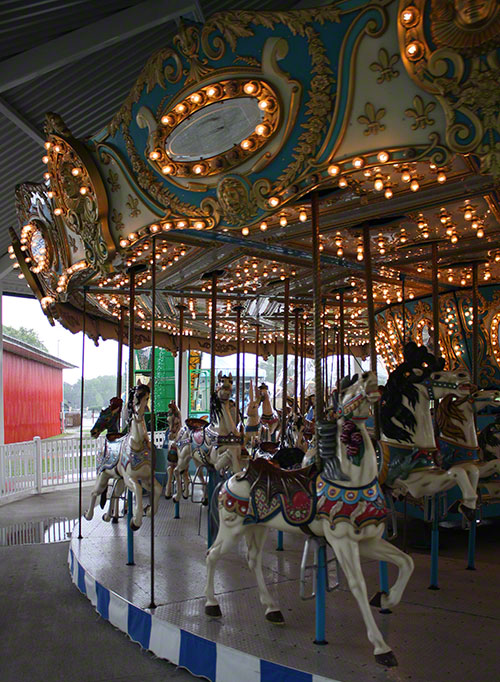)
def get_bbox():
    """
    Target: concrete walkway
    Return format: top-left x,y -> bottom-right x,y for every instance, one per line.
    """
0,489 -> 194,682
